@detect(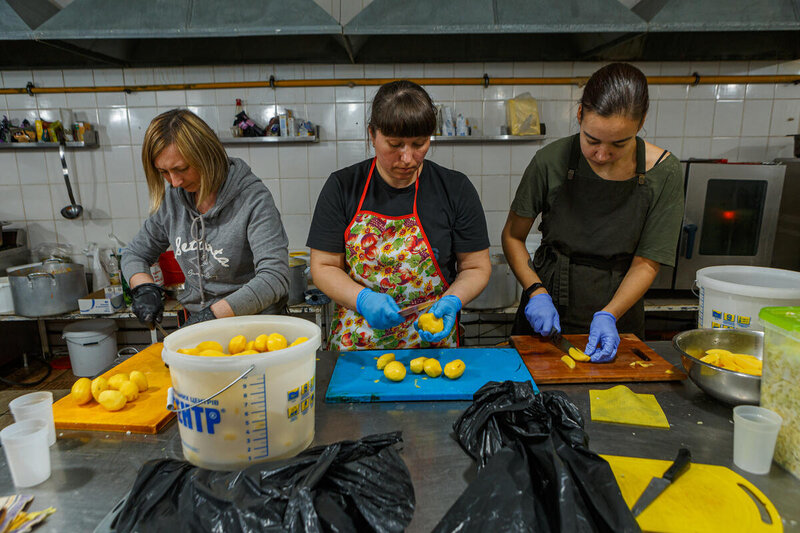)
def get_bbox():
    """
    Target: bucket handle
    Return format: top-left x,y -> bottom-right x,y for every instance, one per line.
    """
165,364 -> 255,413
691,280 -> 700,298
